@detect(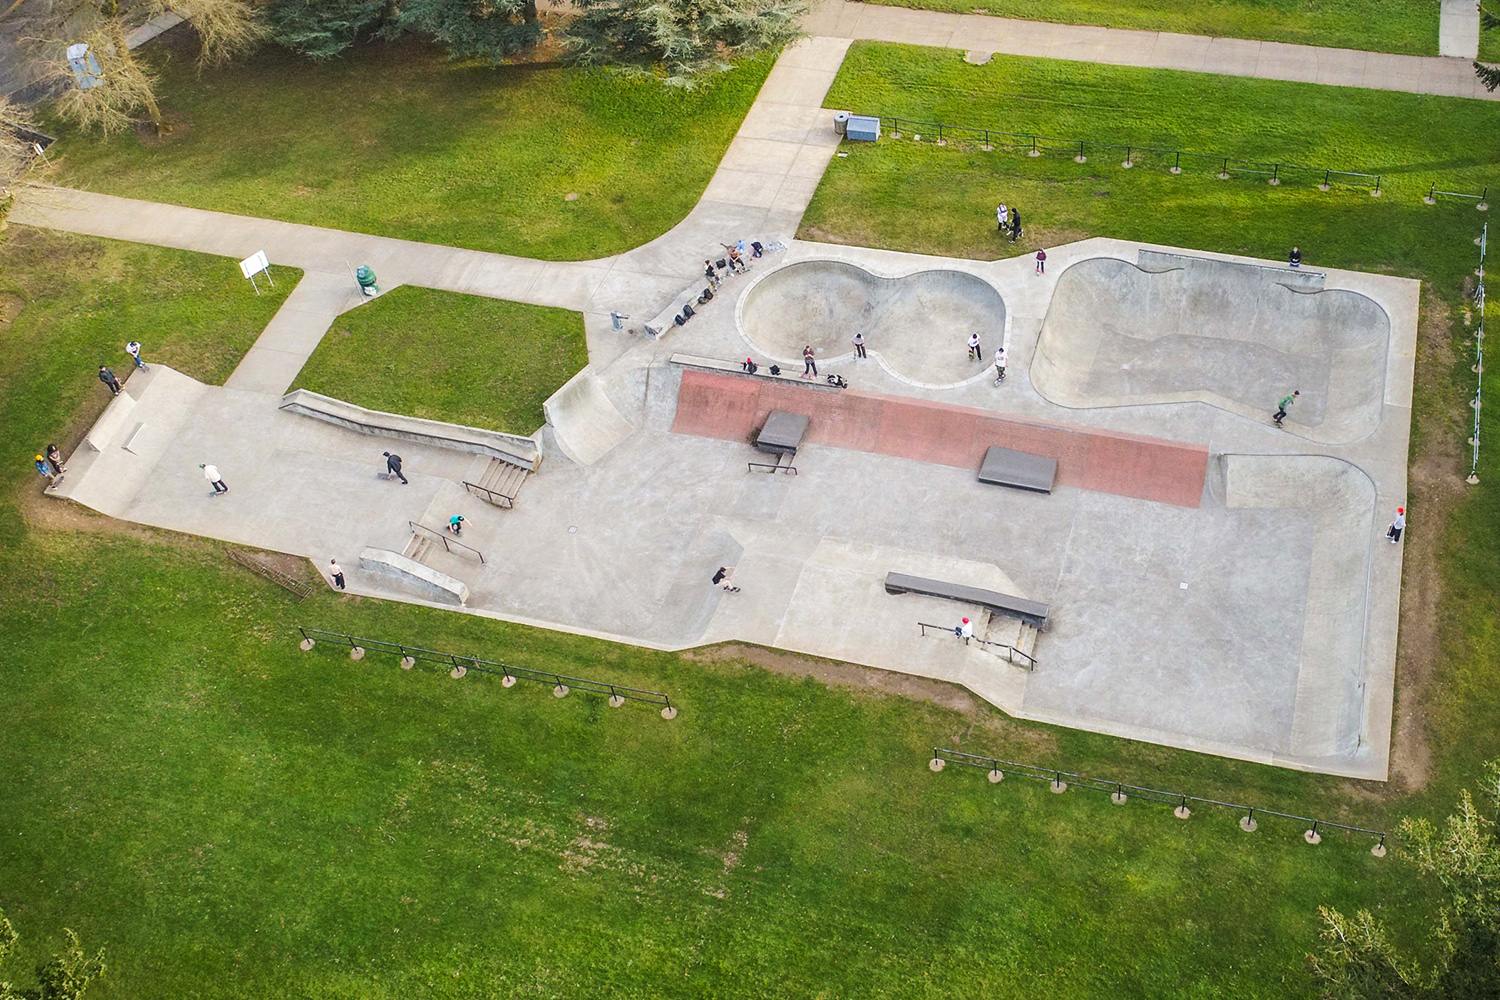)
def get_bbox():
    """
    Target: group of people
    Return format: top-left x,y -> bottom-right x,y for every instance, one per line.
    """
33,444 -> 66,490
996,203 -> 1024,243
